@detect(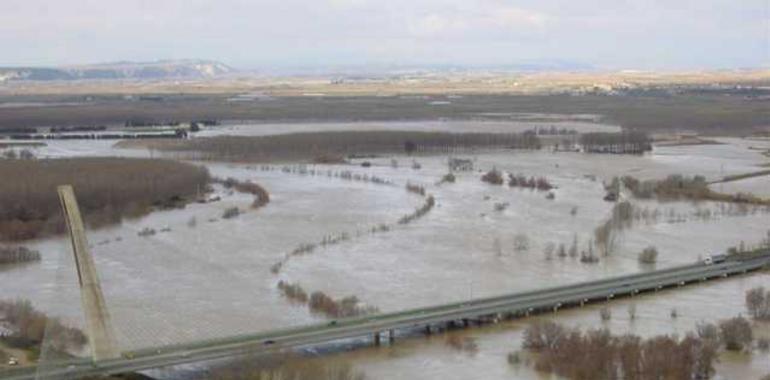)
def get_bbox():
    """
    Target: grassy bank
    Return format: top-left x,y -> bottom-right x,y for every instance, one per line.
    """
0,157 -> 210,241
